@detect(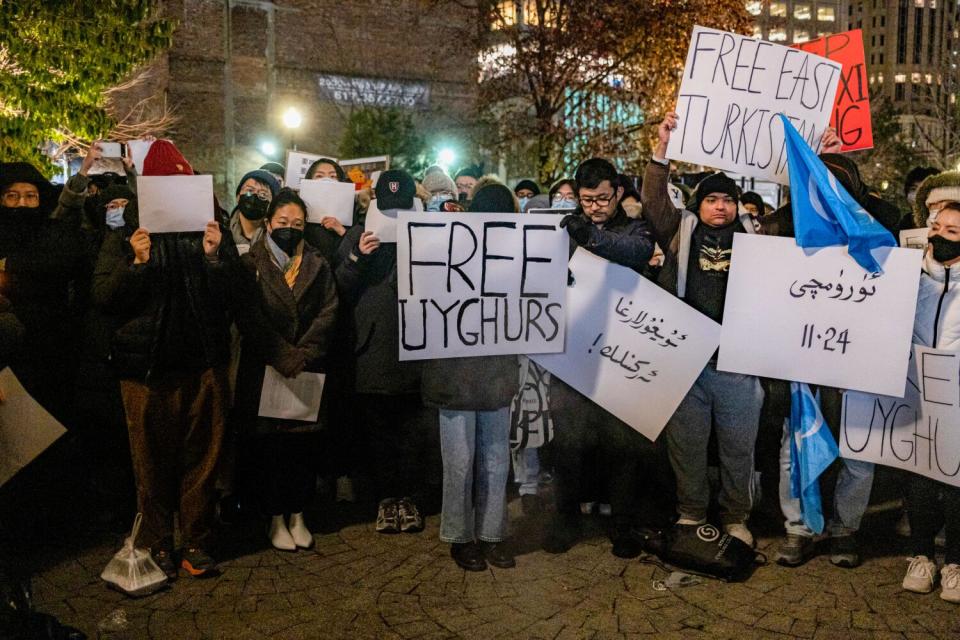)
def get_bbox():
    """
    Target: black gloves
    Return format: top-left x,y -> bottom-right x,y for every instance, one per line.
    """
560,213 -> 591,245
